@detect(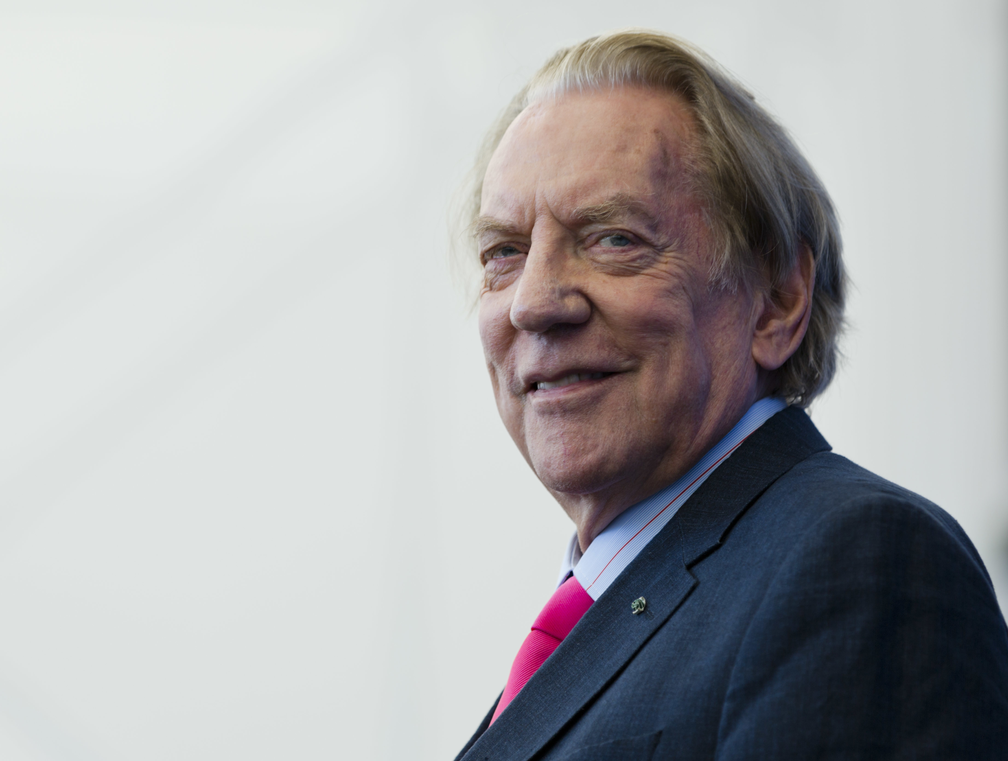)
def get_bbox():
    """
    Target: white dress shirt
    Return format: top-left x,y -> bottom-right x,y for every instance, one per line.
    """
558,397 -> 787,600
